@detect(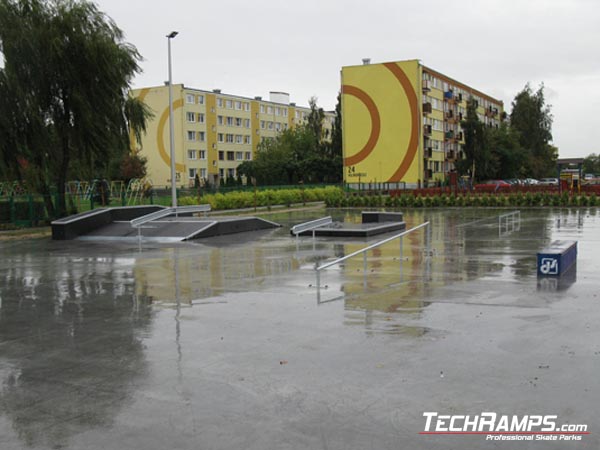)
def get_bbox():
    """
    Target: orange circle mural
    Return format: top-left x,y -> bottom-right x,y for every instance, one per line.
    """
342,85 -> 381,167
383,63 -> 419,182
